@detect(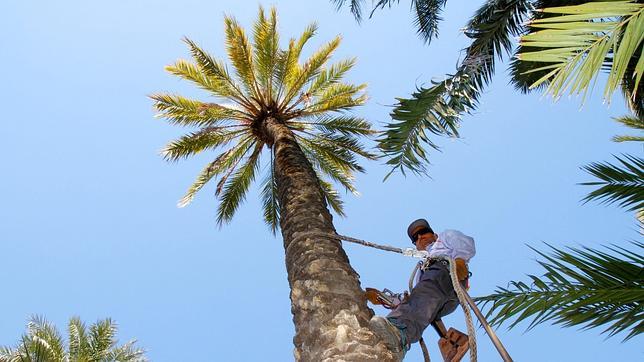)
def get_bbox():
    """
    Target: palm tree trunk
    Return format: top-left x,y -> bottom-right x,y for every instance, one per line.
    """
262,117 -> 395,361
